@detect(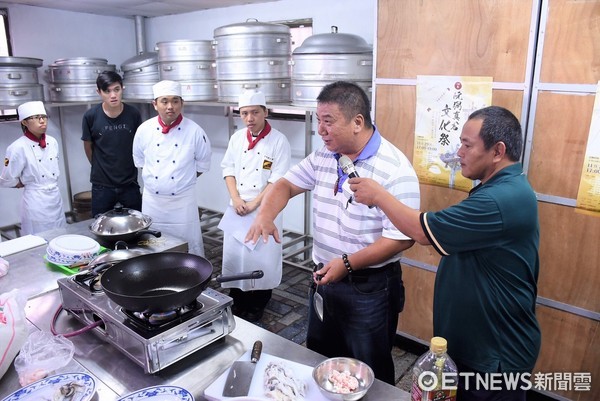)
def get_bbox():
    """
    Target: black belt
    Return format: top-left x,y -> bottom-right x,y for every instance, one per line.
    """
342,261 -> 400,283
